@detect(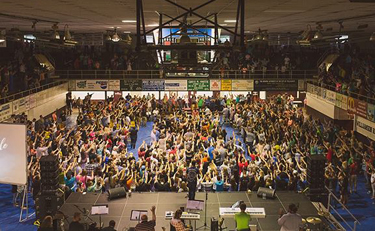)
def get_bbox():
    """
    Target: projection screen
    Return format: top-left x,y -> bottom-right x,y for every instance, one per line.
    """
0,123 -> 27,185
